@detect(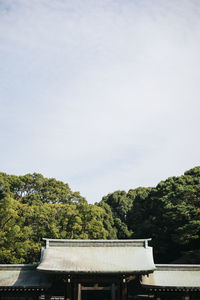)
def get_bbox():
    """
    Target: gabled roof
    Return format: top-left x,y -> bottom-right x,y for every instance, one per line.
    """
141,264 -> 200,291
37,239 -> 155,275
0,265 -> 51,290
